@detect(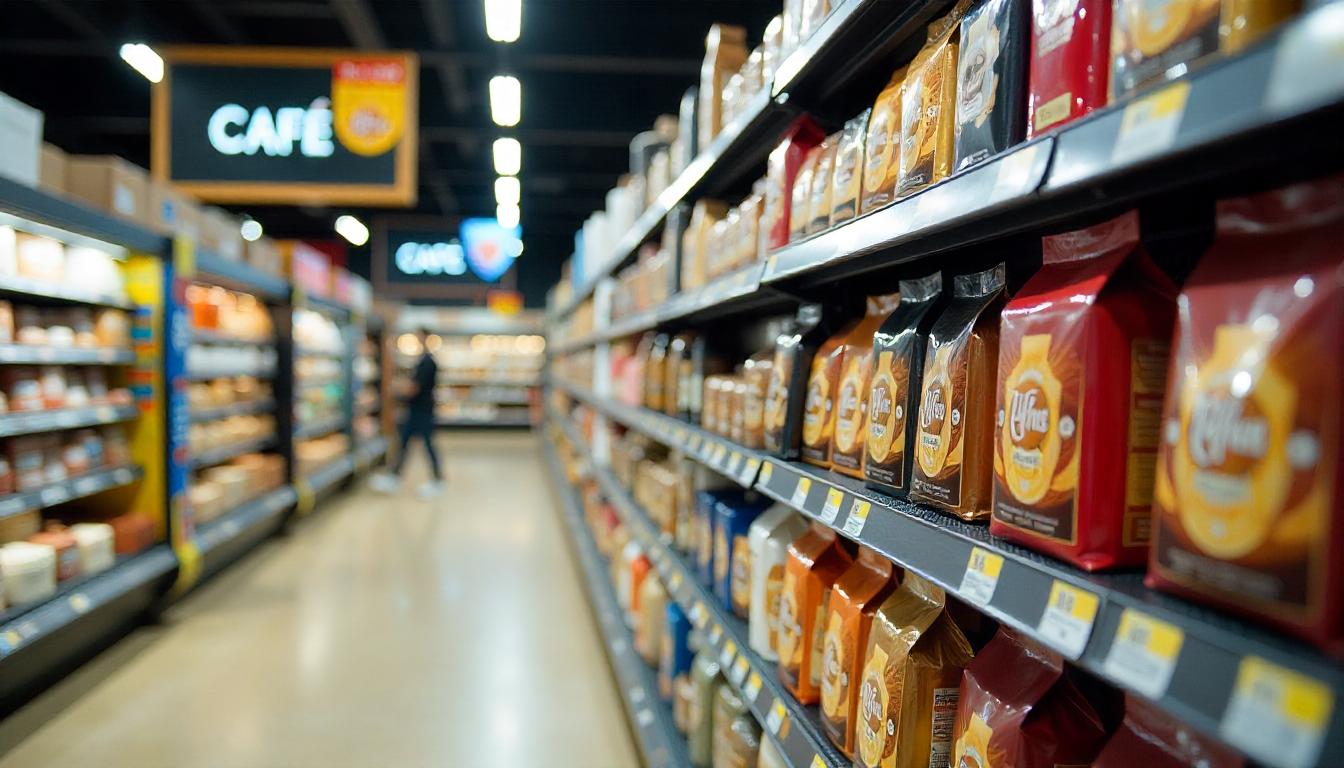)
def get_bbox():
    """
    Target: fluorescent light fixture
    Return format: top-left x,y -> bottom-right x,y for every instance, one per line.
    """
484,0 -> 521,42
334,214 -> 369,246
489,75 -> 521,127
494,176 -> 521,206
493,138 -> 521,176
240,218 -> 263,242
119,43 -> 164,83
496,203 -> 520,229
